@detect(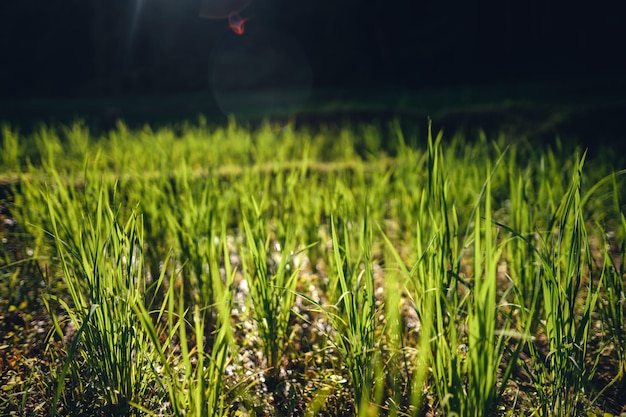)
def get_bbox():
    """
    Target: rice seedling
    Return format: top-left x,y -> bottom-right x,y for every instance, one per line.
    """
595,210 -> 626,400
0,124 -> 21,172
495,153 -> 606,416
533,154 -> 599,416
240,191 -> 300,380
166,166 -> 222,309
327,213 -> 382,416
603,177 -> 626,381
43,178 -> 159,414
125,171 -> 174,305
465,173 -> 526,417
132,238 -> 236,417
61,121 -> 91,162
380,223 -> 435,417
32,126 -> 62,169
